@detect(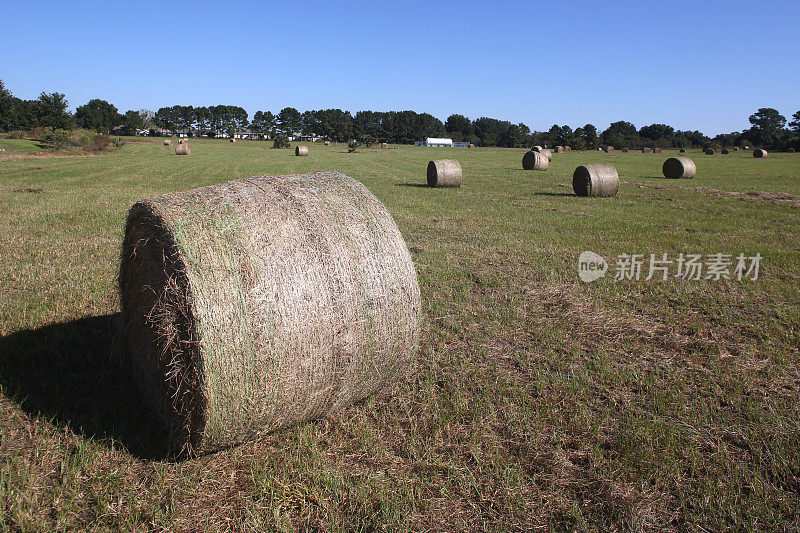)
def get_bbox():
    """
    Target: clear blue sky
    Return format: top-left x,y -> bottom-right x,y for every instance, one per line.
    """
1,0 -> 797,135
